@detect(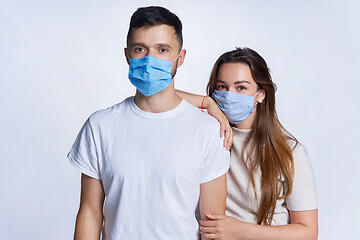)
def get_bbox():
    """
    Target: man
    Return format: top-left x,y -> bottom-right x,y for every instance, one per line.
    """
68,6 -> 230,240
